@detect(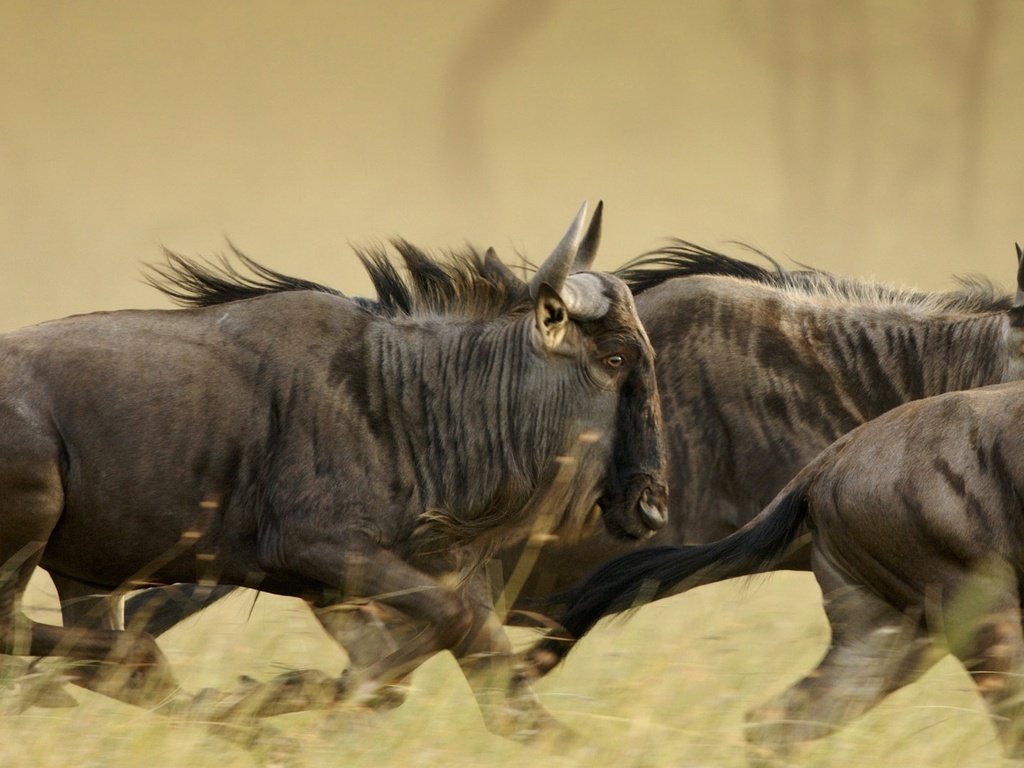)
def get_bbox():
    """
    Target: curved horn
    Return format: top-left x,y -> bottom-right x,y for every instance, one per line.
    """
1016,242 -> 1024,307
572,200 -> 603,273
529,202 -> 588,298
561,273 -> 611,320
